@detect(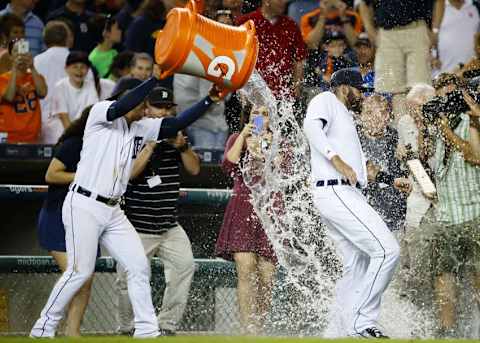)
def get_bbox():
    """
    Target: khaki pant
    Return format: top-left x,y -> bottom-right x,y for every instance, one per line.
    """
375,20 -> 432,94
116,225 -> 195,332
